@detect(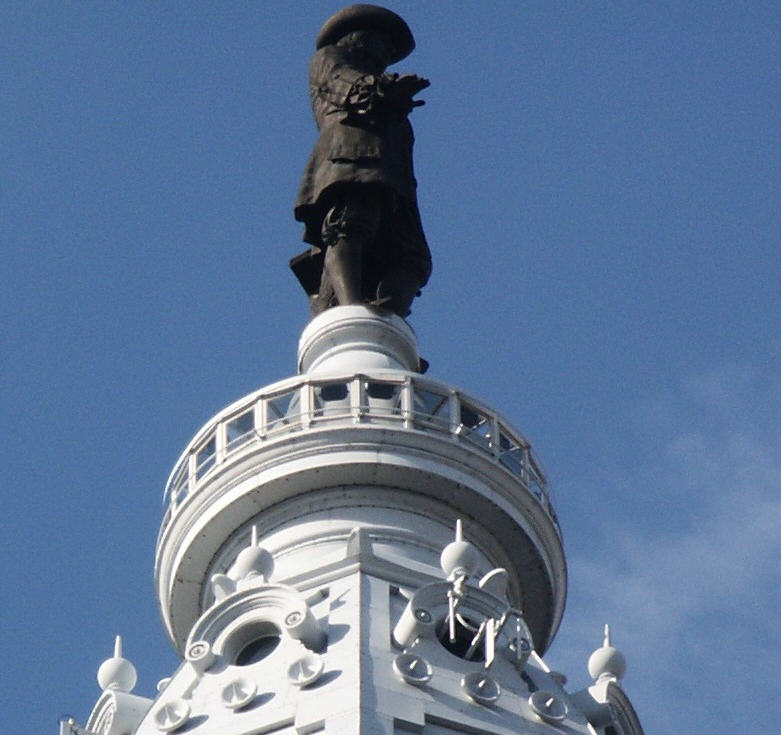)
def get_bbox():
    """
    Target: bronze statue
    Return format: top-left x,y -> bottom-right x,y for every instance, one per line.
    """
291,4 -> 431,318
